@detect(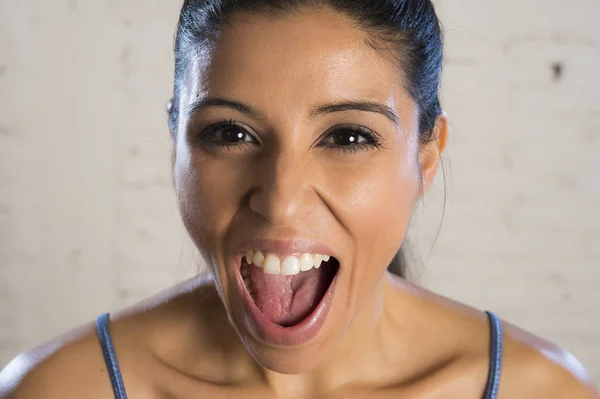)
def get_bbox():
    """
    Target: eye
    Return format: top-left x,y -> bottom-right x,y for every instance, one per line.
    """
319,125 -> 381,152
198,120 -> 258,146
